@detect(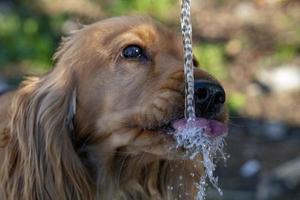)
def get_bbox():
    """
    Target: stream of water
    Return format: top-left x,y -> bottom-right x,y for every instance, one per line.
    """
179,0 -> 226,199
181,0 -> 196,122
